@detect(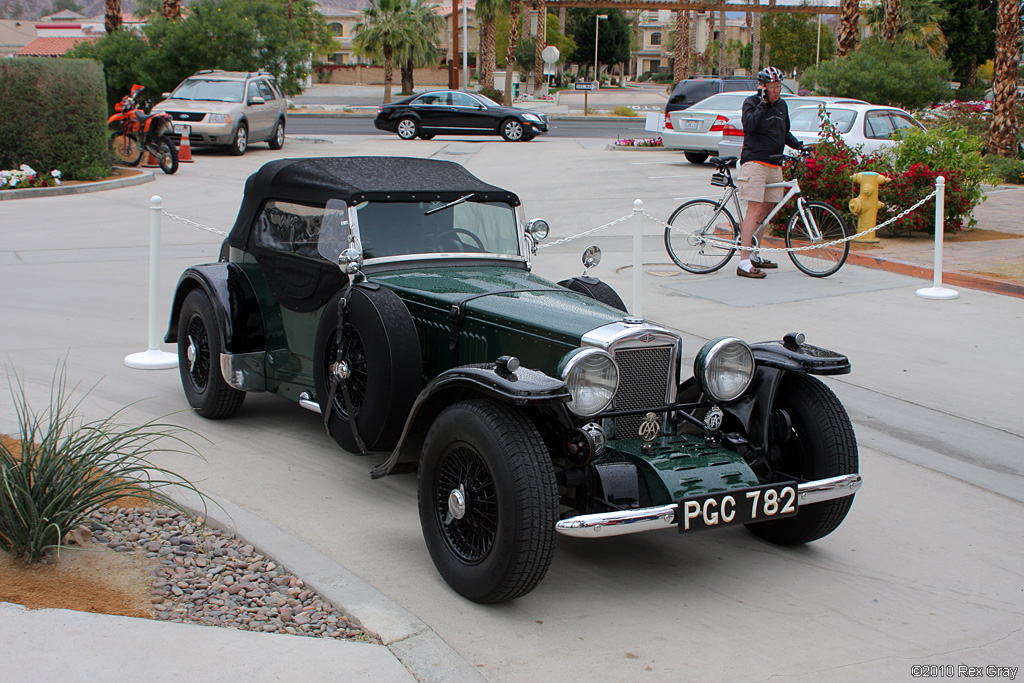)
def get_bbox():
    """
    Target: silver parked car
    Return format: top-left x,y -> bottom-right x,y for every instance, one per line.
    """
664,92 -> 864,164
153,70 -> 288,156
